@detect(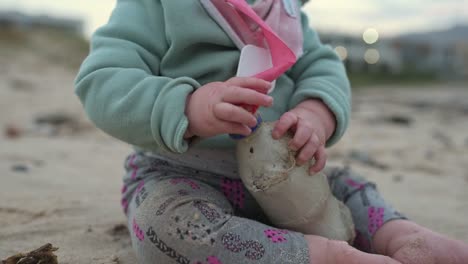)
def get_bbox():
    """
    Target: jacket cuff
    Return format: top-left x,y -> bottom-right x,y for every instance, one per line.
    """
150,77 -> 199,153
